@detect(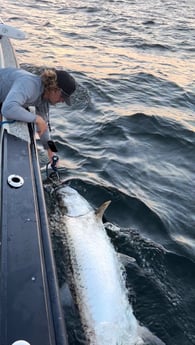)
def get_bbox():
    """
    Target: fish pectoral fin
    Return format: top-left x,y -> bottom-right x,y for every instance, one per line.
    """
95,200 -> 111,219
